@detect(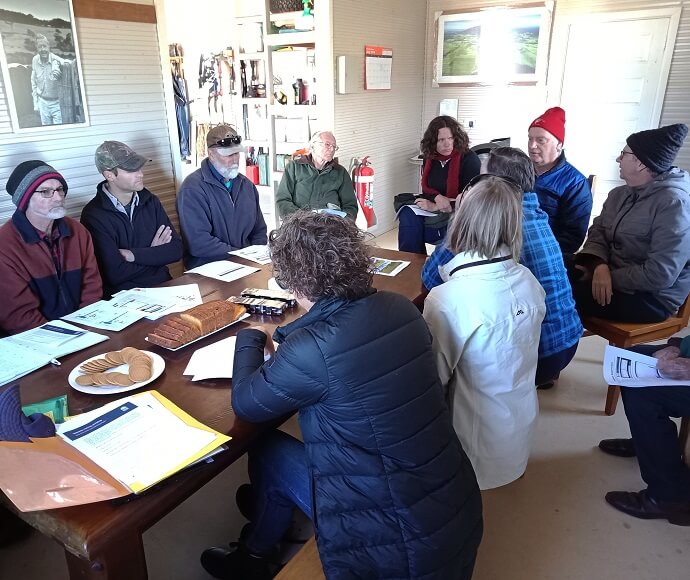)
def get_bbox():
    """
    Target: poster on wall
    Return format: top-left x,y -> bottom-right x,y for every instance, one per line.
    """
435,5 -> 552,85
0,0 -> 89,132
